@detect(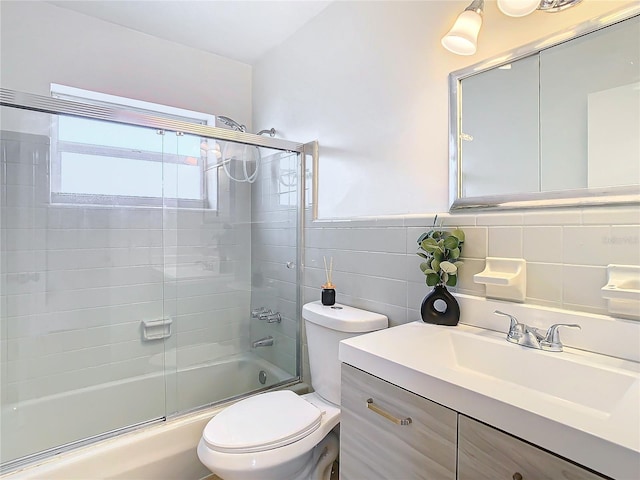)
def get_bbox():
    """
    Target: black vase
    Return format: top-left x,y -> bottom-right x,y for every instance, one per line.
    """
420,284 -> 460,326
